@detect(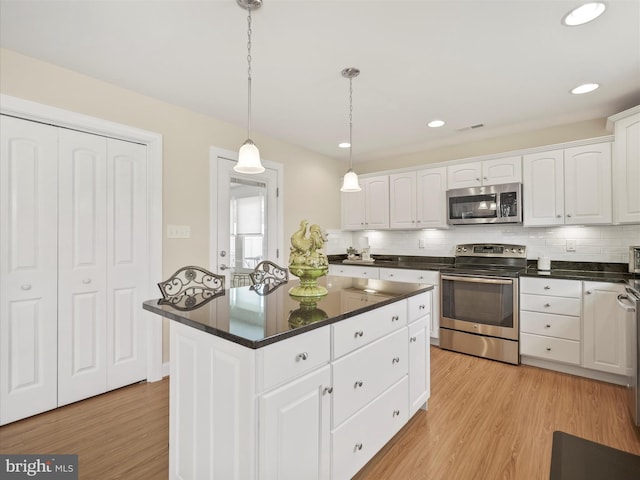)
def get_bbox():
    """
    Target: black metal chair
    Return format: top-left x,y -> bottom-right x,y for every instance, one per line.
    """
157,265 -> 225,299
249,261 -> 288,293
